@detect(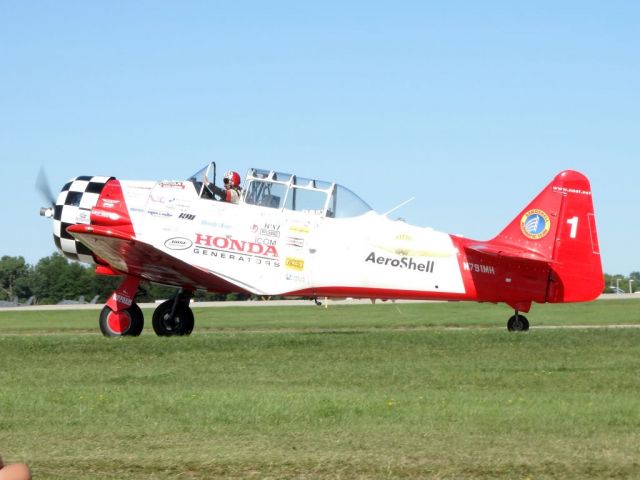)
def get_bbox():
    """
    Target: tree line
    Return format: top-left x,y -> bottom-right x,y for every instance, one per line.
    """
0,254 -> 637,305
0,254 -> 246,305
